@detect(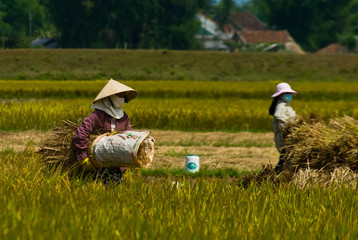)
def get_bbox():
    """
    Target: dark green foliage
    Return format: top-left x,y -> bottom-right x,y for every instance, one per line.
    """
4,0 -> 358,52
339,33 -> 357,51
0,0 -> 210,49
41,0 -> 208,49
215,0 -> 236,28
0,0 -> 52,48
250,0 -> 353,52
